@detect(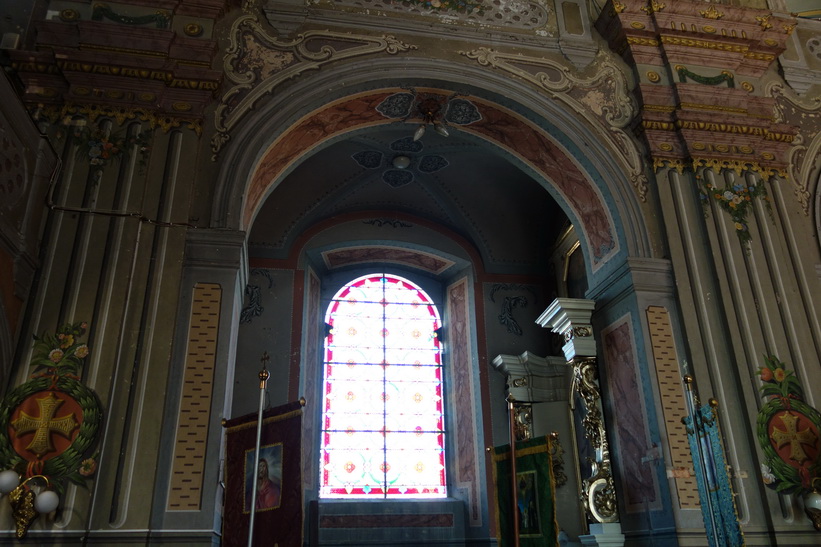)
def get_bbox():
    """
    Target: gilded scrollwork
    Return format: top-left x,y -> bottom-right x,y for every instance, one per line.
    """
458,47 -> 648,202
511,377 -> 529,388
564,324 -> 593,343
573,357 -> 619,523
513,403 -> 533,441
549,432 -> 568,488
213,15 -> 417,157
